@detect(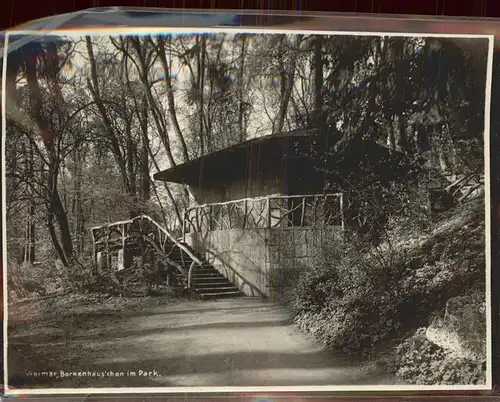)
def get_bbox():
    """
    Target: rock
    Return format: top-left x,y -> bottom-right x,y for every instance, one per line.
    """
425,294 -> 486,361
